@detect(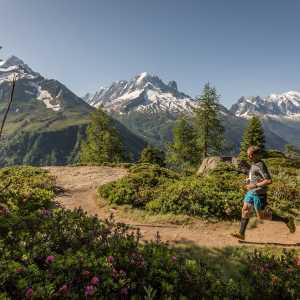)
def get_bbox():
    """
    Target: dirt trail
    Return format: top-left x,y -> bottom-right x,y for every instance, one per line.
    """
45,166 -> 300,248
